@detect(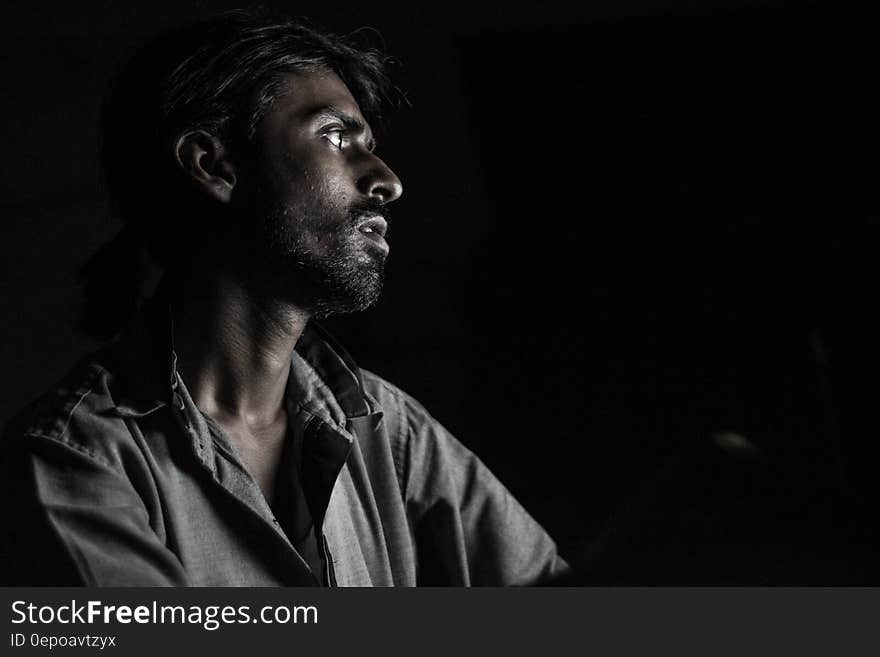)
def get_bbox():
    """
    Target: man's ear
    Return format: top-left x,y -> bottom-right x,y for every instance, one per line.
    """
174,130 -> 238,203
